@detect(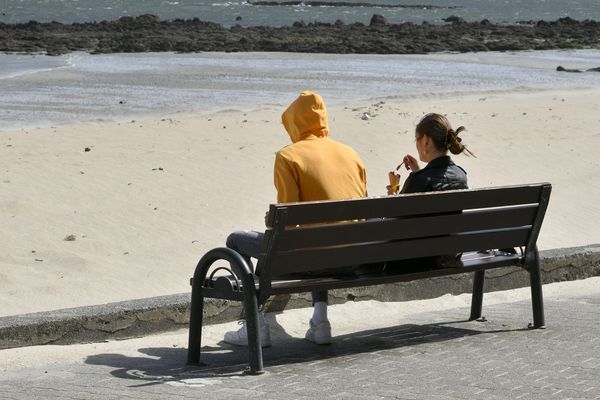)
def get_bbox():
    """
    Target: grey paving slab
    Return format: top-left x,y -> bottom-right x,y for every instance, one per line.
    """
2,291 -> 600,399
